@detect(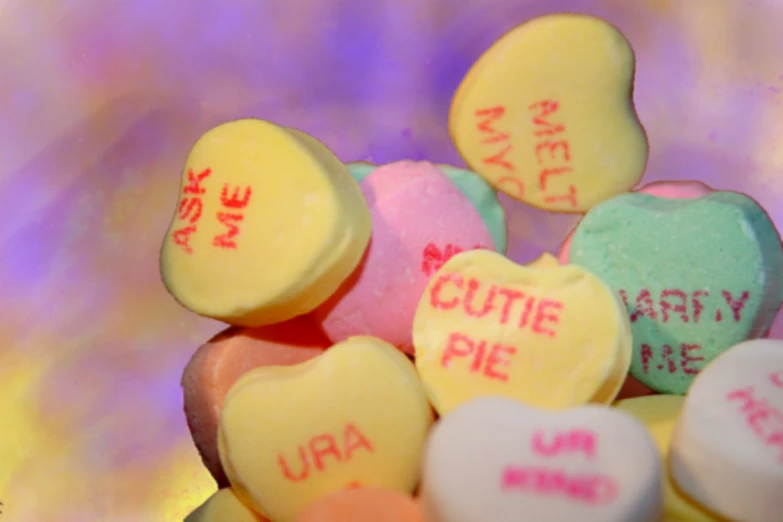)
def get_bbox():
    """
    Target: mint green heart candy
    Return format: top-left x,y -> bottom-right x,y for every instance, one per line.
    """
345,161 -> 508,253
346,161 -> 376,184
569,191 -> 783,394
